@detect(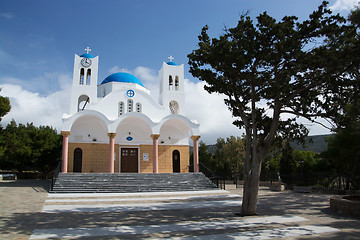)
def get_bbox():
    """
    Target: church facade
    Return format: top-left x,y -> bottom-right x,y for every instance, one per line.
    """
60,48 -> 201,174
